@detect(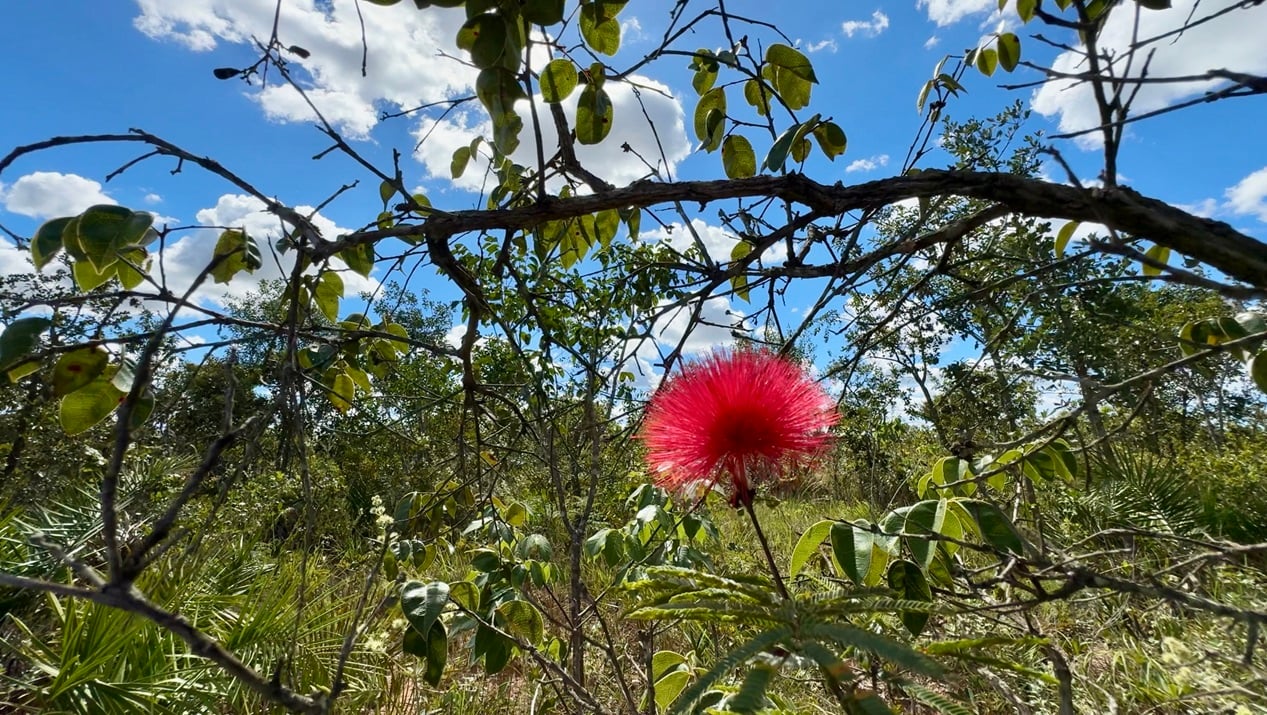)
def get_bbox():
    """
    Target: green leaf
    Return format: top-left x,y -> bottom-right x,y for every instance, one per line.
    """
730,273 -> 750,302
0,317 -> 52,371
762,122 -> 801,173
400,580 -> 450,638
210,229 -> 262,284
765,44 -> 817,83
451,146 -> 472,178
666,626 -> 794,715
1054,221 -> 1078,258
457,13 -> 509,69
790,519 -> 833,576
423,620 -> 447,686
329,370 -> 356,412
448,581 -> 480,612
802,622 -> 942,677
975,47 -> 998,76
812,121 -> 847,160
887,559 -> 933,637
729,665 -> 774,714
576,85 -> 613,145
692,88 -> 726,146
903,499 -> 946,569
931,457 -> 971,494
996,33 -> 1021,72
59,376 -> 125,435
52,347 -> 109,397
31,217 -> 72,270
475,622 -> 513,674
579,1 -> 625,55
540,59 -> 578,103
651,650 -> 687,680
655,669 -> 691,712
339,243 -> 374,278
495,600 -> 544,643
701,108 -> 725,152
74,205 -> 153,270
1142,244 -> 1170,276
72,259 -> 115,291
522,0 -> 565,25
830,521 -> 873,585
958,499 -> 1024,555
128,387 -> 156,431
1016,0 -> 1038,22
314,271 -> 344,322
475,67 -> 527,118
762,63 -> 812,110
379,179 -> 395,207
743,79 -> 772,117
1249,351 -> 1267,394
